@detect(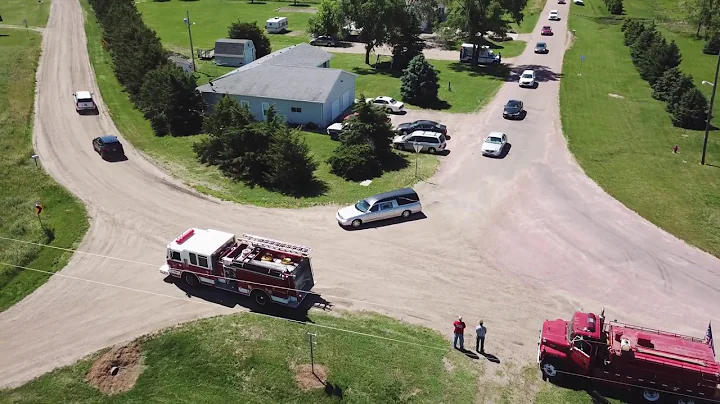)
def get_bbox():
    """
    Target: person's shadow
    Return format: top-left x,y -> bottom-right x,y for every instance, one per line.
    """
480,352 -> 501,363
